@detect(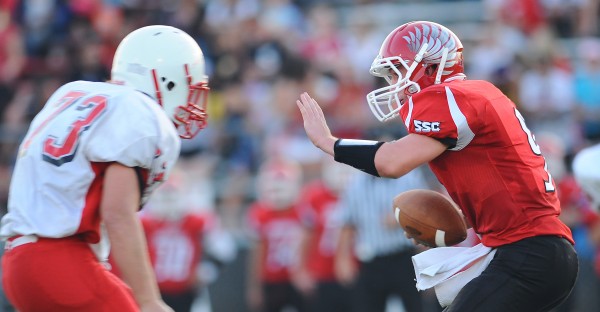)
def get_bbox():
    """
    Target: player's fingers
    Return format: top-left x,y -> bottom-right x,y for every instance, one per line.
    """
296,99 -> 307,116
304,93 -> 326,123
298,95 -> 316,121
302,92 -> 320,117
300,92 -> 310,107
404,231 -> 419,246
300,92 -> 310,105
310,96 -> 326,122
